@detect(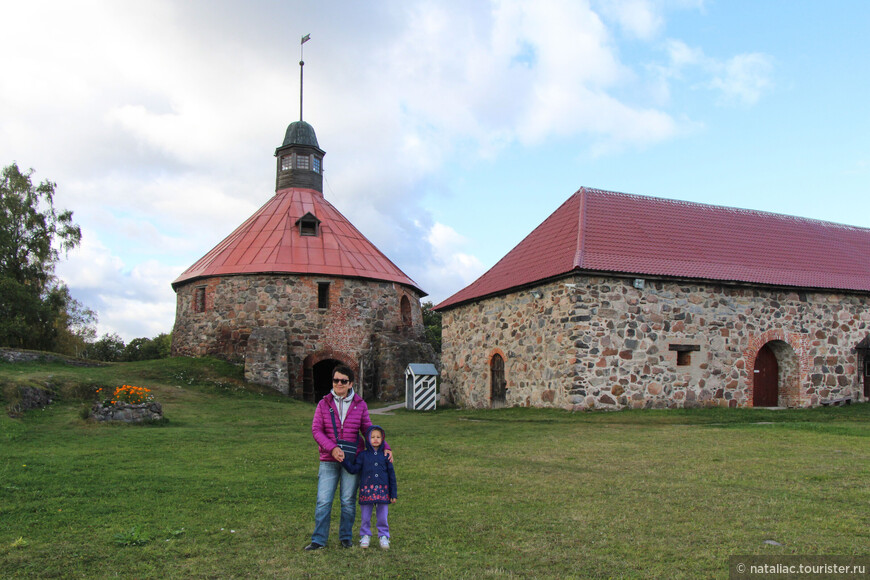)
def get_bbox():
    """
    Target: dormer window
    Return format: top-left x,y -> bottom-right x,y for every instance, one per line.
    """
296,155 -> 309,170
296,212 -> 321,237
